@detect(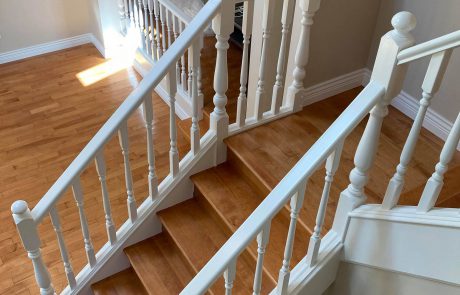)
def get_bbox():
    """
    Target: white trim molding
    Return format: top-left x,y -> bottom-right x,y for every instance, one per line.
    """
0,33 -> 105,64
301,69 -> 368,106
308,68 -> 459,151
